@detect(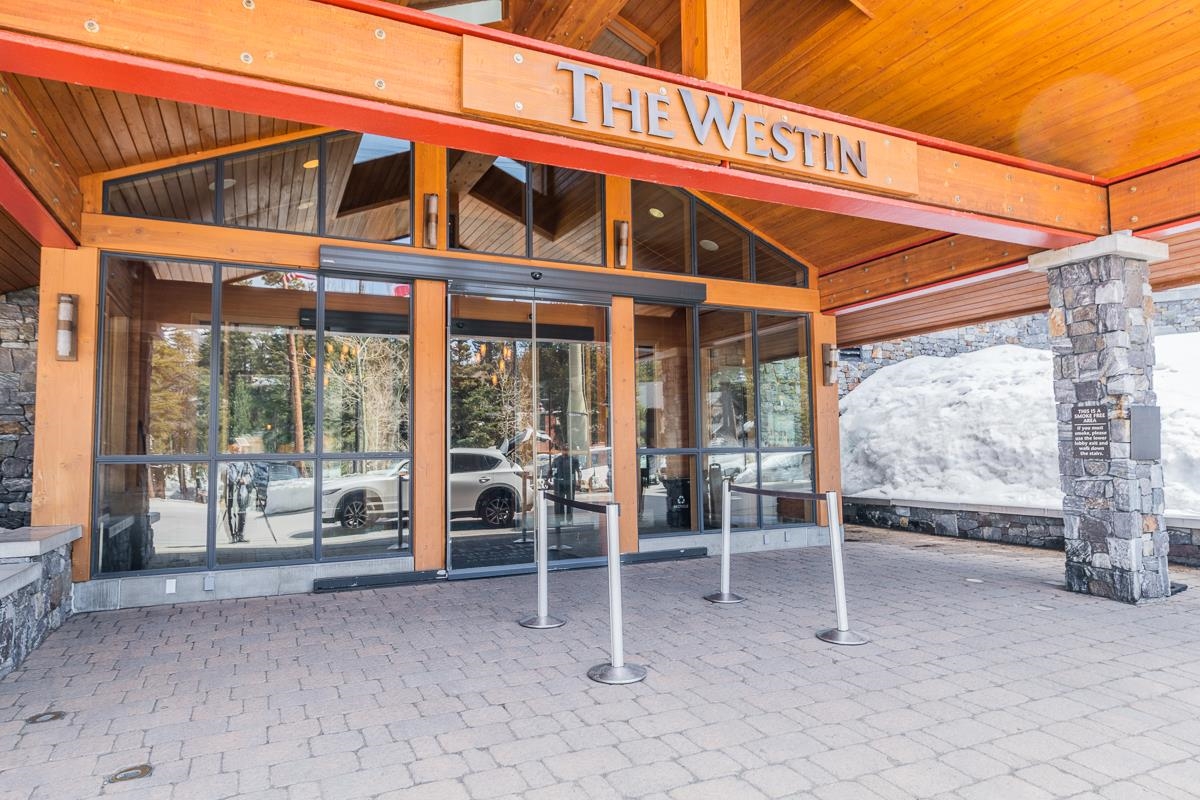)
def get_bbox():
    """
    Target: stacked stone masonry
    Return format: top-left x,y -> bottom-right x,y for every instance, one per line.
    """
0,527 -> 78,679
0,288 -> 37,530
1045,249 -> 1170,603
